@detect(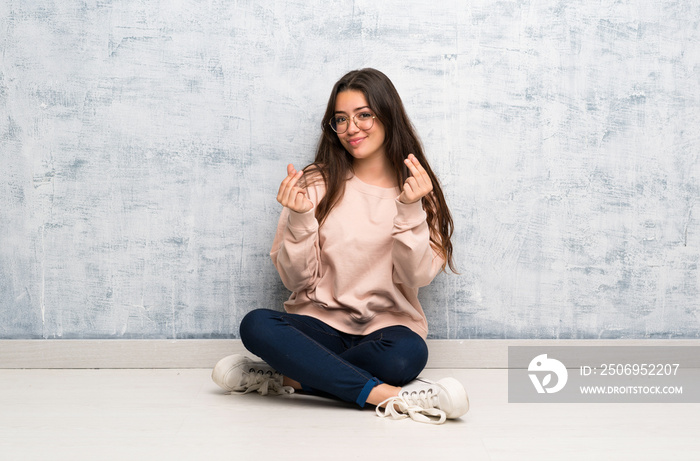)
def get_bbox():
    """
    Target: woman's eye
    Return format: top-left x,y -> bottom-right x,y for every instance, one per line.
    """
335,116 -> 348,124
357,112 -> 372,120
